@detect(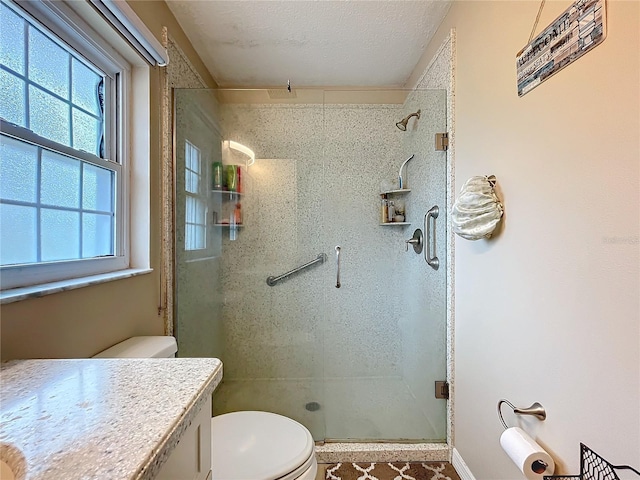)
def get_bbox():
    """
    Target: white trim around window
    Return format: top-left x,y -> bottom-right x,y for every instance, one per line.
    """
87,0 -> 168,66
